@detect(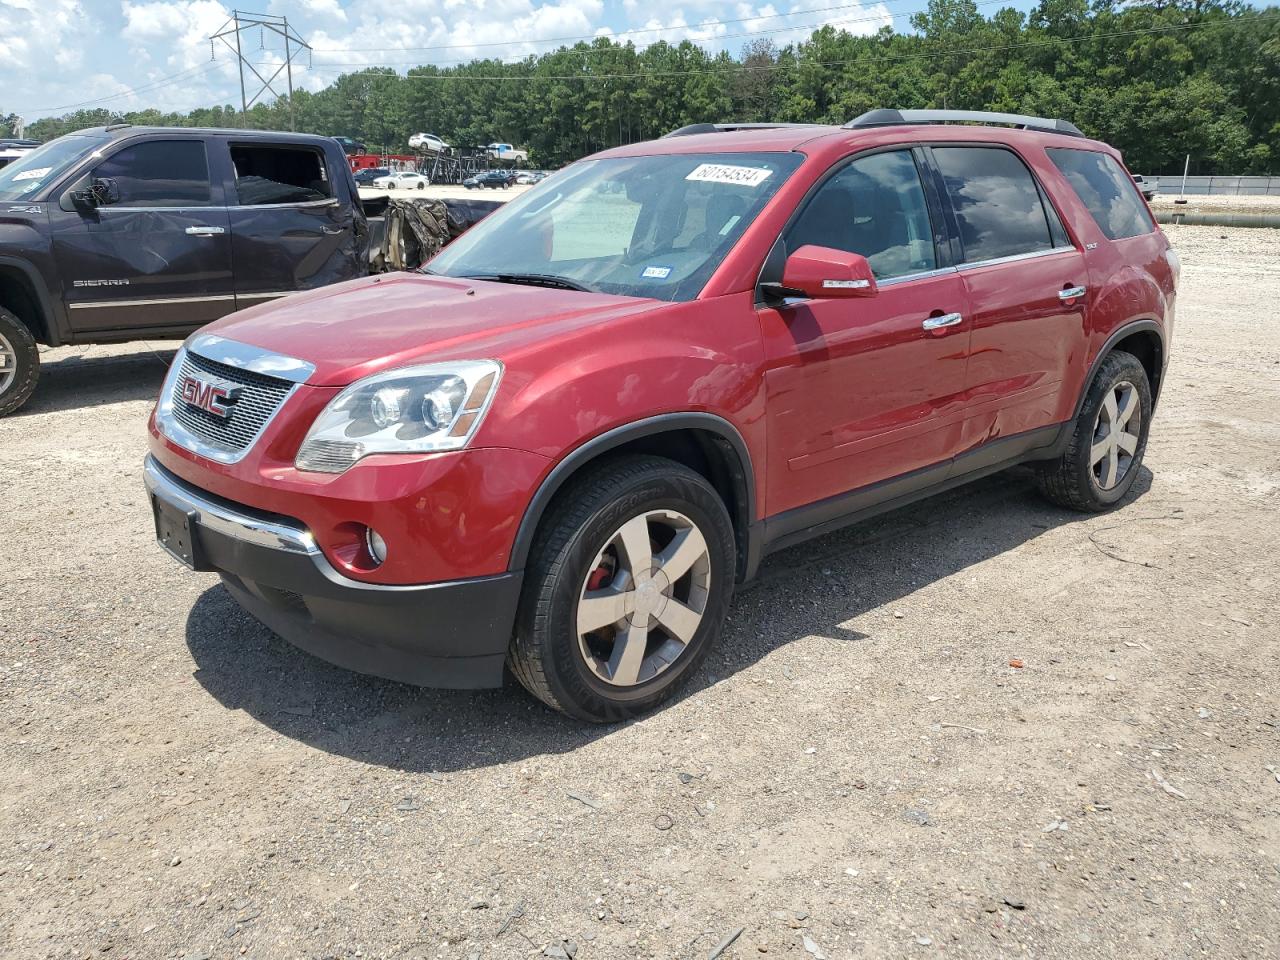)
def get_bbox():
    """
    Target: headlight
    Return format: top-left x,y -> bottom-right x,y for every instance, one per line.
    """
295,360 -> 502,473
